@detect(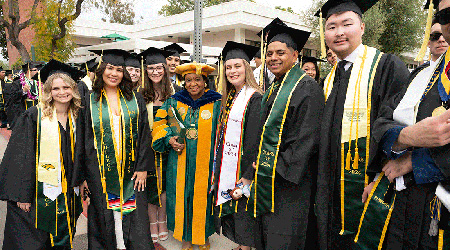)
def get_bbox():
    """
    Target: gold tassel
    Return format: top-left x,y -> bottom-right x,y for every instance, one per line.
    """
217,56 -> 224,94
85,62 -> 89,78
415,2 -> 434,62
141,56 -> 145,89
353,149 -> 359,170
195,62 -> 202,75
319,11 -> 327,59
38,70 -> 42,104
345,150 -> 352,171
259,29 -> 265,90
